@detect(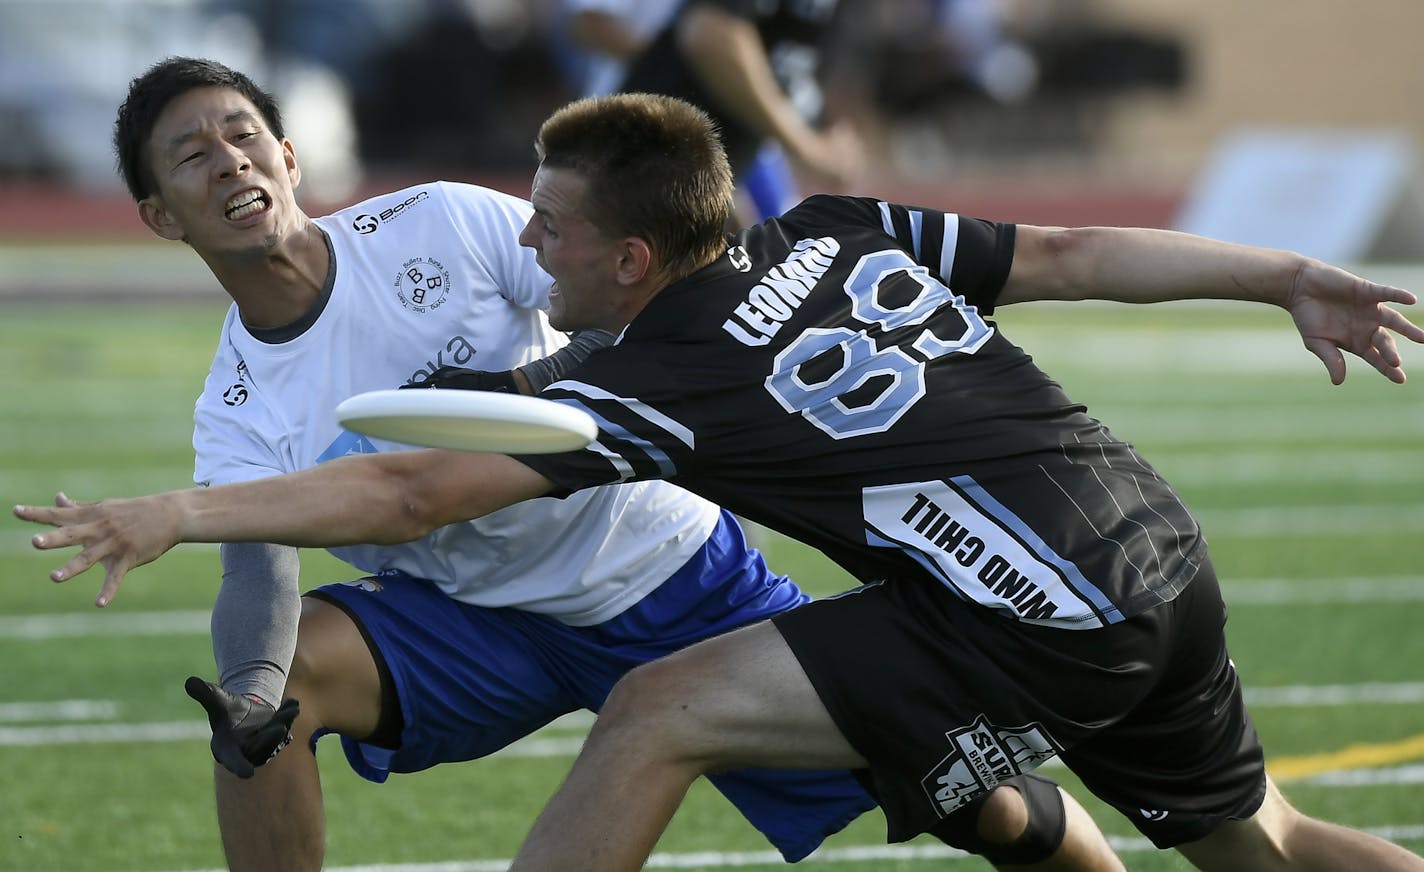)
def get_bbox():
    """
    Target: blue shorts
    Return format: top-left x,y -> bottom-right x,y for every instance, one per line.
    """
307,510 -> 876,862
